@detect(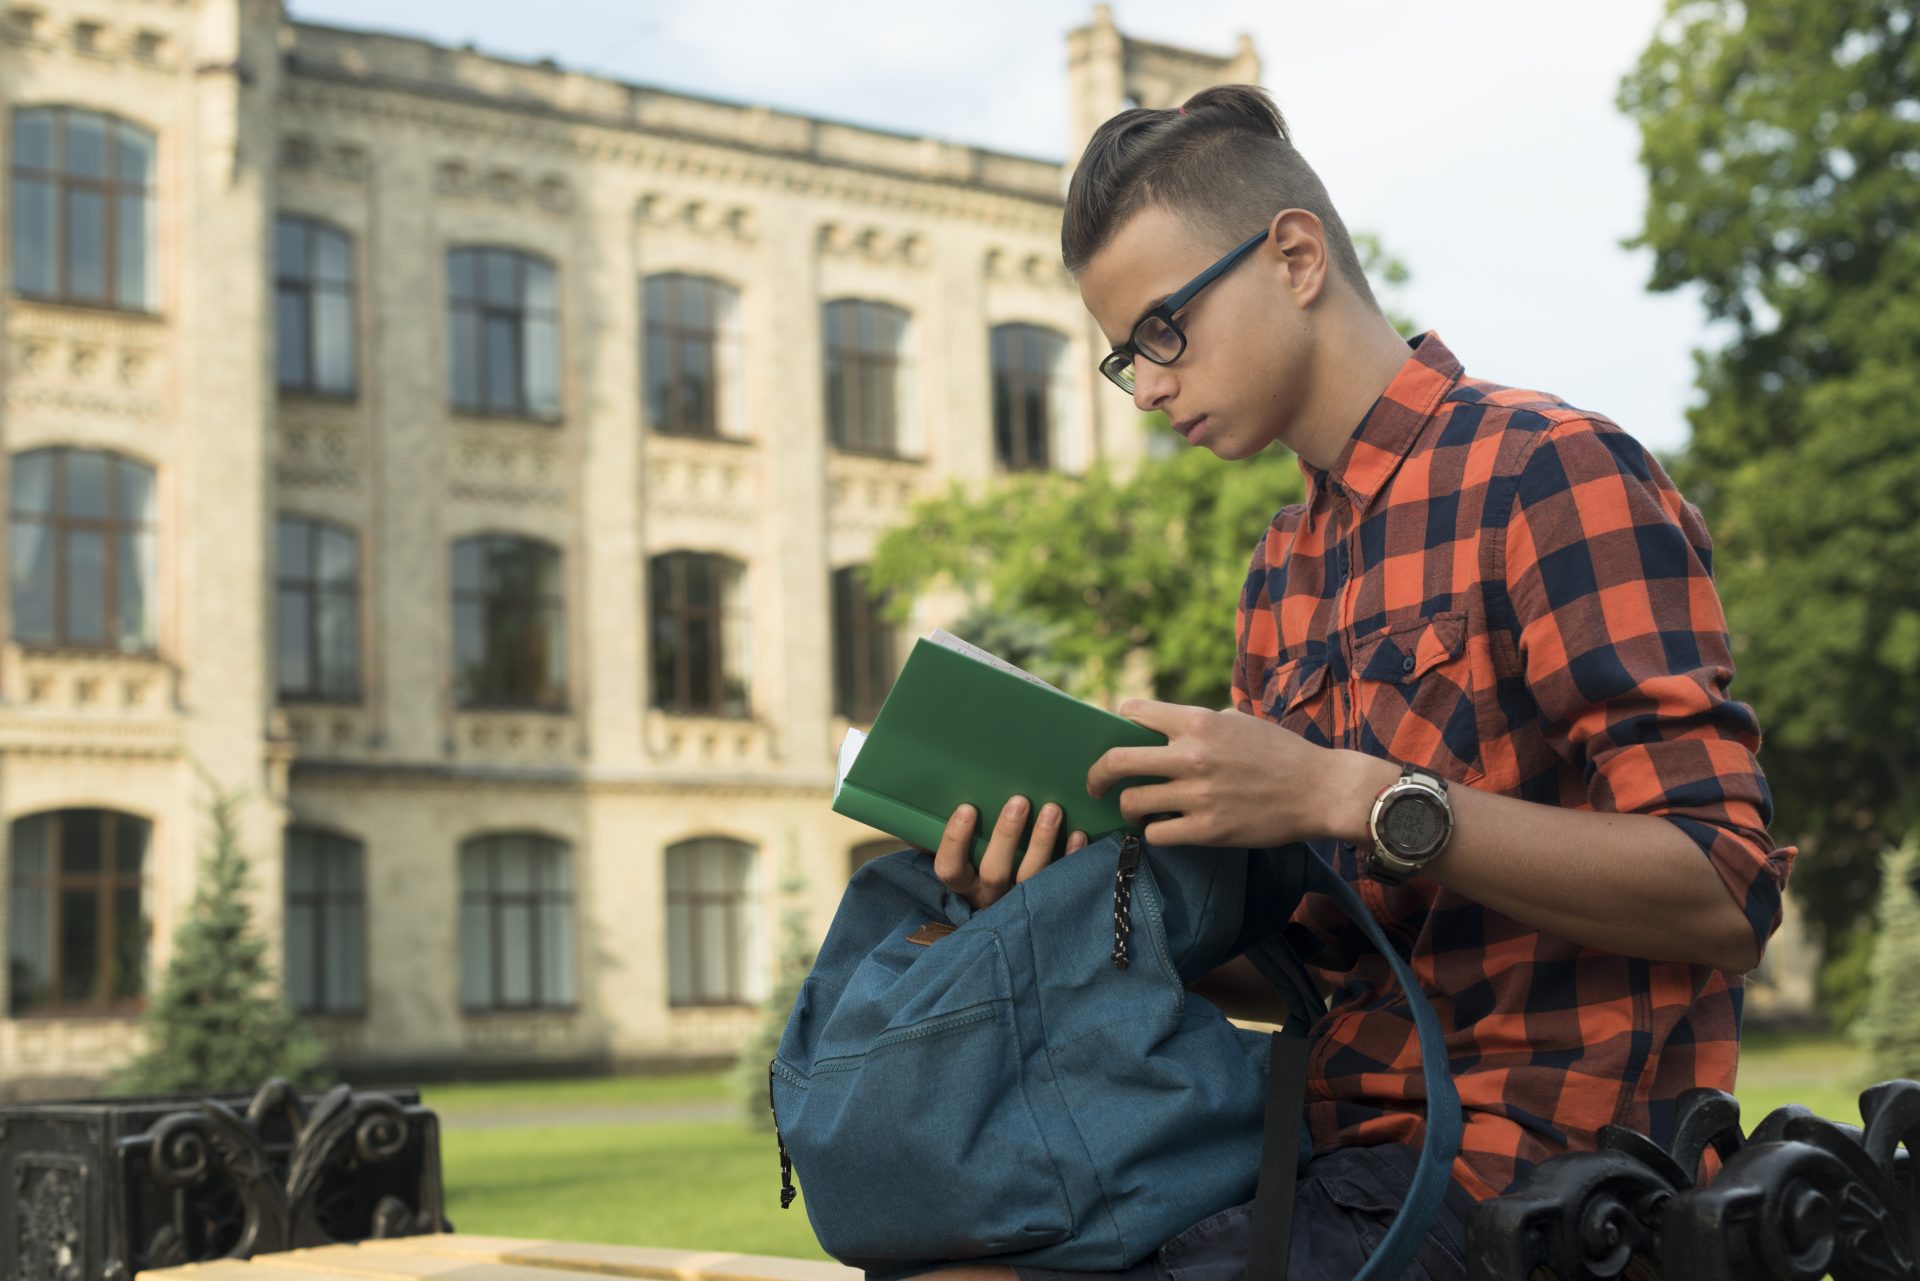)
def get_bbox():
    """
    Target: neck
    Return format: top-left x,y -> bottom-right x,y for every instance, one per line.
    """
1286,305 -> 1416,474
